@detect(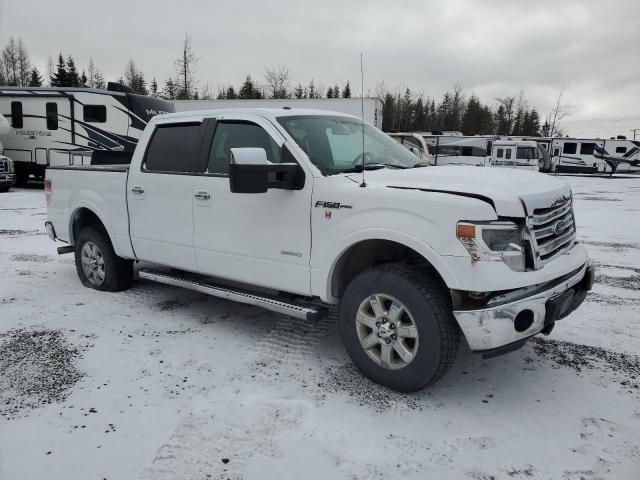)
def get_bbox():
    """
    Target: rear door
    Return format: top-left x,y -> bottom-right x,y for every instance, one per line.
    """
127,120 -> 208,271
